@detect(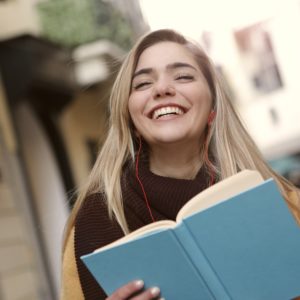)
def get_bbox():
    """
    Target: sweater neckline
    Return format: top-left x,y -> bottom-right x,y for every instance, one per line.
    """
124,155 -> 209,221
